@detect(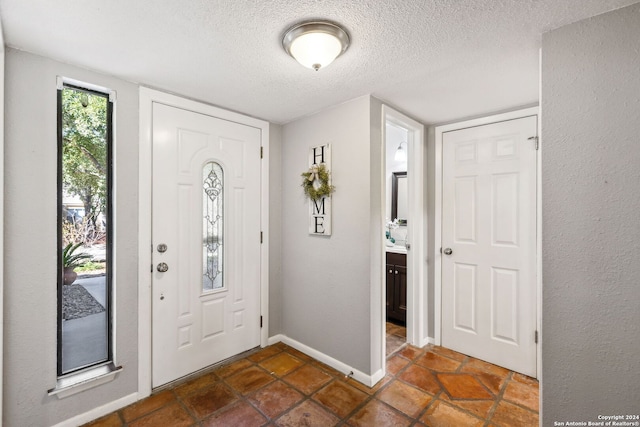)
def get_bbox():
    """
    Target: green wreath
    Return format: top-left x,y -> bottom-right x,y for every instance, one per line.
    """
301,163 -> 335,201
